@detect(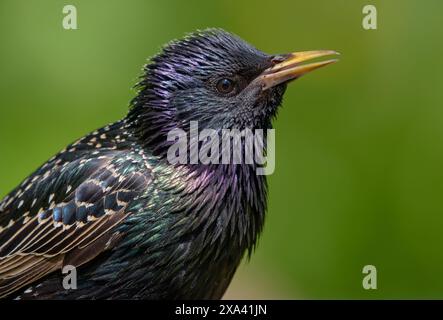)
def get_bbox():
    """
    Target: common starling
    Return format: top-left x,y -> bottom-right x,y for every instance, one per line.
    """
0,29 -> 337,299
